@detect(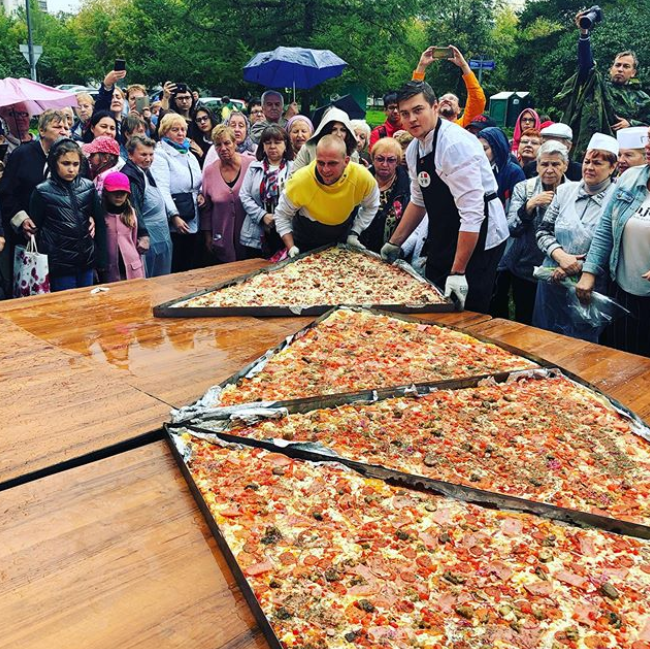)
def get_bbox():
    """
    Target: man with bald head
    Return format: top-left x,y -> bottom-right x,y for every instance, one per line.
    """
274,135 -> 380,255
